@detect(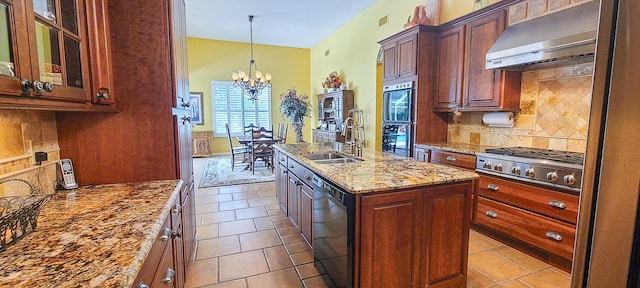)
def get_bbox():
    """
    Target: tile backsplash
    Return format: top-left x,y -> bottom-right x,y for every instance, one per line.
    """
447,62 -> 593,152
508,0 -> 594,25
0,110 -> 60,196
